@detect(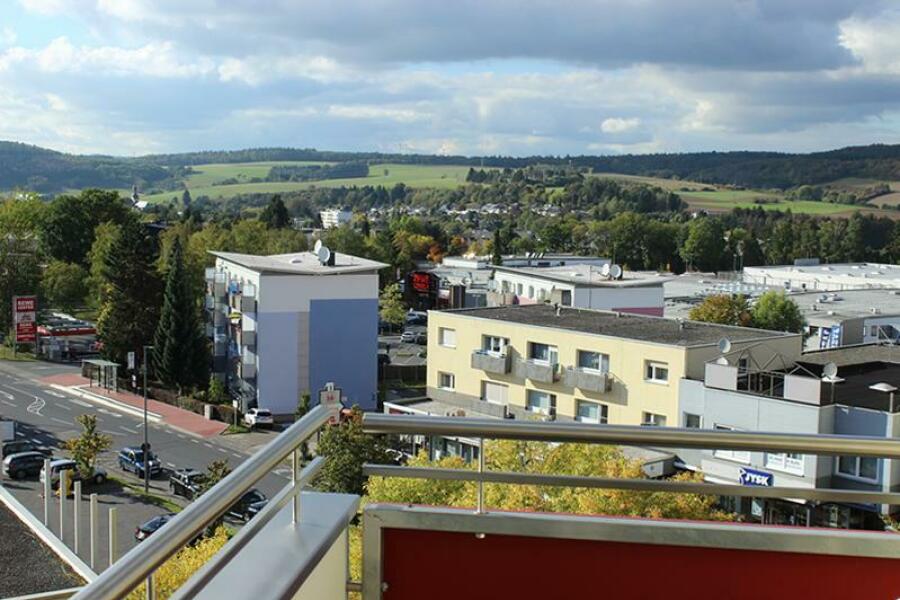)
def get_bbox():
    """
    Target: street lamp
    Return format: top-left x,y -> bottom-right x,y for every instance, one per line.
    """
142,344 -> 154,493
869,382 -> 897,413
